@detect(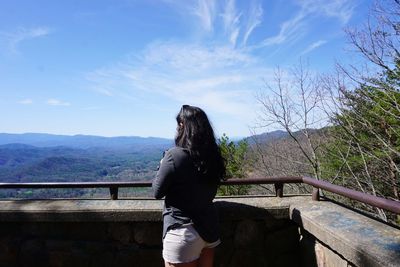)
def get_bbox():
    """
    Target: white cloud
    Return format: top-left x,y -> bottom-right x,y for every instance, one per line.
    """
164,0 -> 353,50
298,0 -> 355,24
221,0 -> 242,46
47,99 -> 70,106
193,0 -> 217,32
242,2 -> 263,46
141,42 -> 254,72
259,12 -> 306,47
86,73 -> 115,96
86,41 -> 271,119
0,27 -> 51,54
258,0 -> 355,48
85,0 -> 356,132
18,98 -> 33,105
82,106 -> 101,111
93,86 -> 114,96
300,40 -> 327,55
163,0 -> 263,48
